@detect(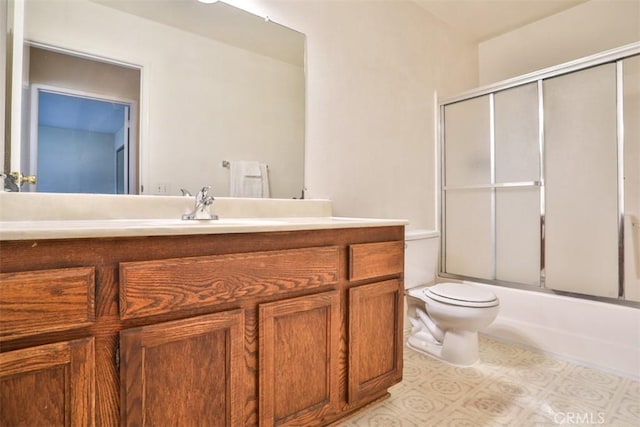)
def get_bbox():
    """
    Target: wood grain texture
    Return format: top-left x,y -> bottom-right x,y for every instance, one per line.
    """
120,246 -> 340,319
349,241 -> 404,281
348,279 -> 403,402
0,337 -> 95,426
0,225 -> 404,426
259,291 -> 340,427
0,267 -> 95,341
120,310 -> 244,427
